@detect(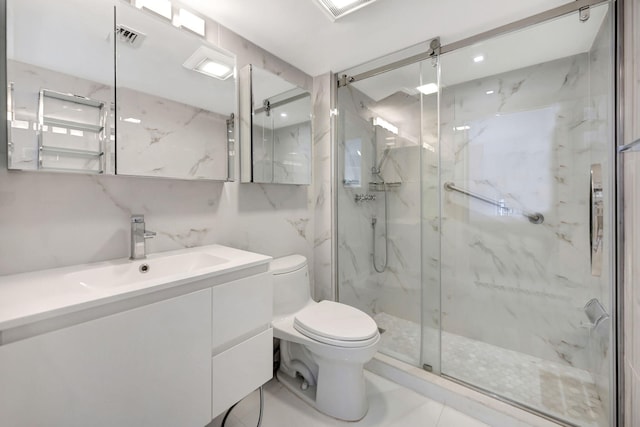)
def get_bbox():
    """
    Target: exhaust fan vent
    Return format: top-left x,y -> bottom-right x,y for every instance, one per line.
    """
116,25 -> 146,48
